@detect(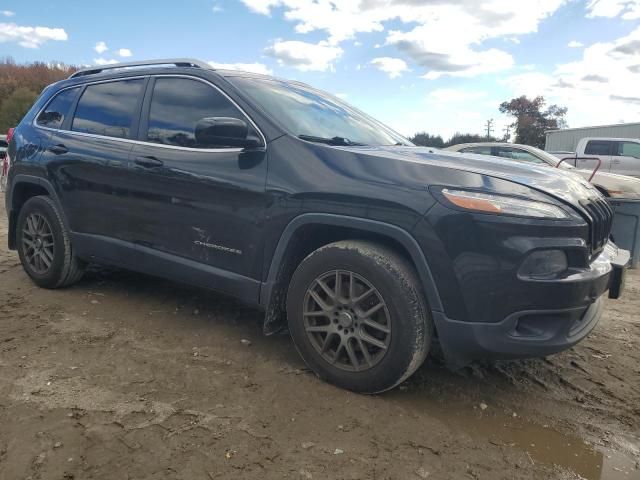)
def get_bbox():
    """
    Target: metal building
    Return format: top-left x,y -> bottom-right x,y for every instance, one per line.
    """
545,122 -> 640,152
